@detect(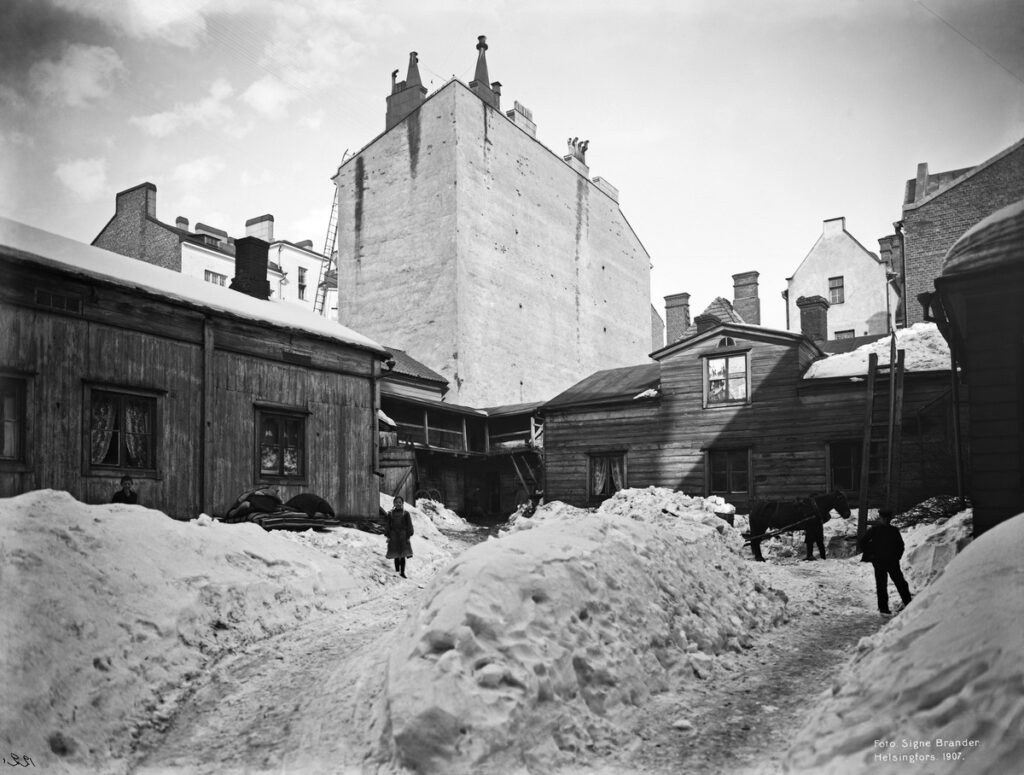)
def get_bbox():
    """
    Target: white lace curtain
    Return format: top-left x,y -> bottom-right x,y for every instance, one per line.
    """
90,395 -> 116,464
591,455 -> 624,496
124,399 -> 150,467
